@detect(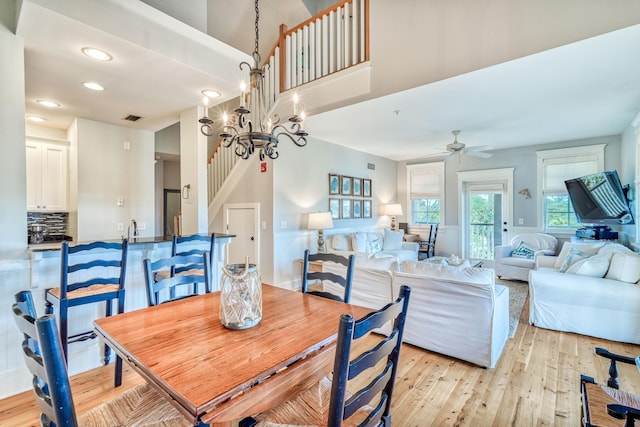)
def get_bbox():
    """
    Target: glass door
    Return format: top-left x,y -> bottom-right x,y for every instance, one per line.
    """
466,190 -> 504,260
